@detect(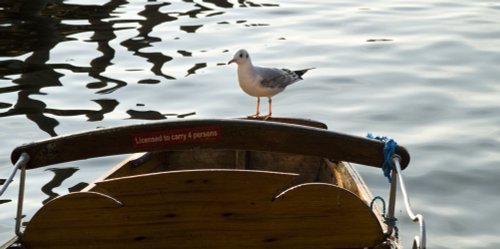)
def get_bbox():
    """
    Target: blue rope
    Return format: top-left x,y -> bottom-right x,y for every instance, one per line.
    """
367,133 -> 397,183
